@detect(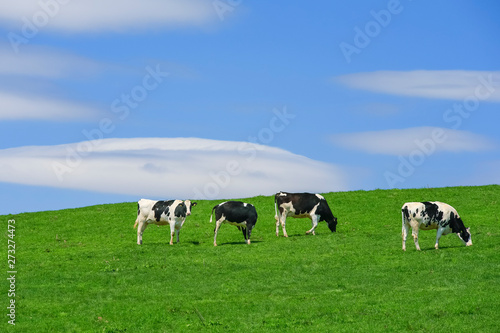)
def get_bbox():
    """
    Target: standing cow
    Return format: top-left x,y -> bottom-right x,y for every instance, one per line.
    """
134,199 -> 197,245
210,201 -> 258,246
401,201 -> 472,251
274,192 -> 338,237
